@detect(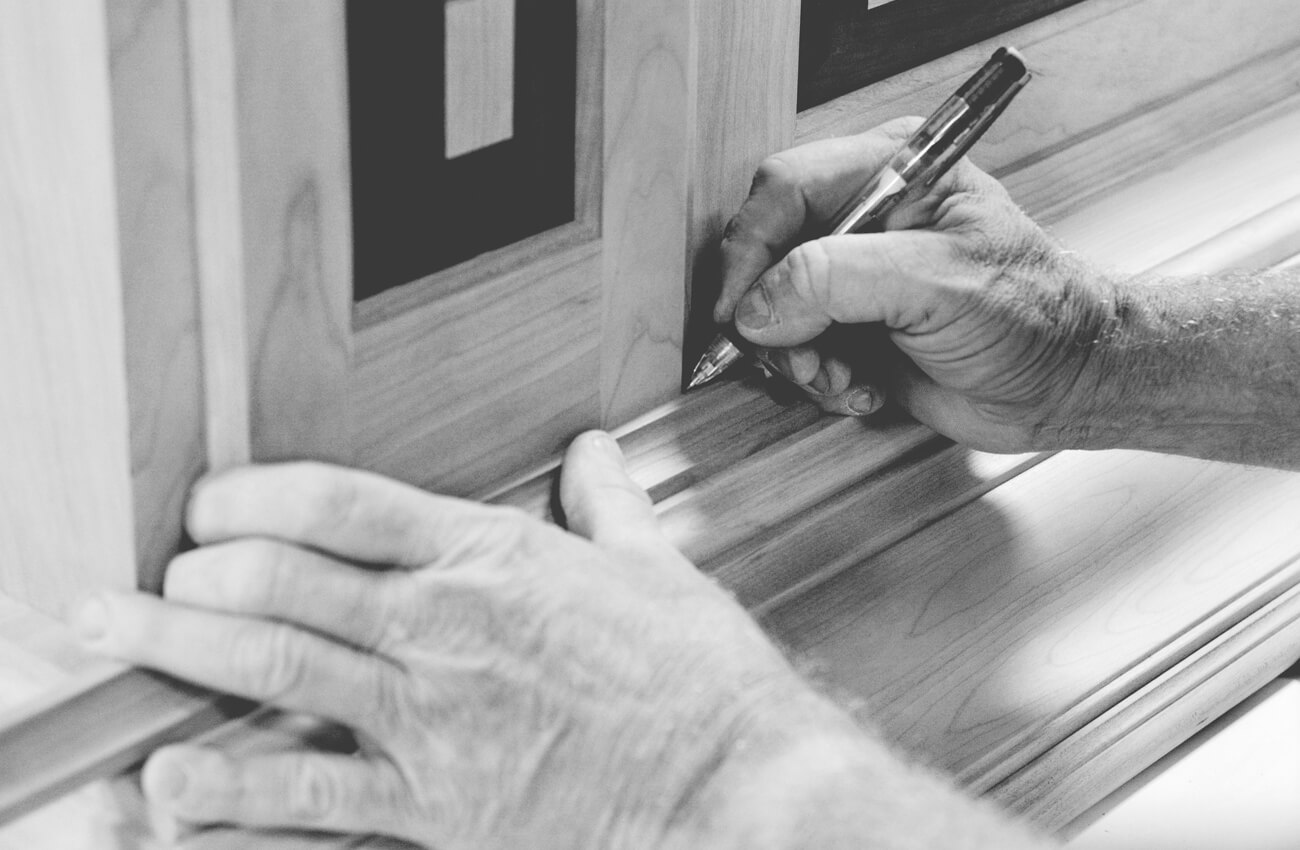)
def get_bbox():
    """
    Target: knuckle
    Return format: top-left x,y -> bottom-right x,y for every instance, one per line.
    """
786,240 -> 833,315
285,757 -> 347,823
232,623 -> 306,699
752,154 -> 795,194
